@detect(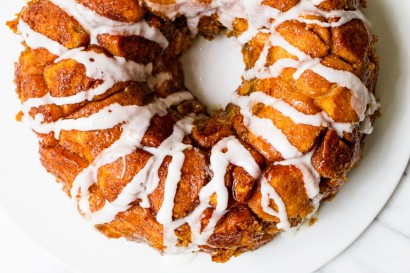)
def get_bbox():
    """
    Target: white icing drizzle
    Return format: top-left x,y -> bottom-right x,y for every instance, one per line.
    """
21,47 -> 154,128
70,92 -> 193,214
159,136 -> 261,253
16,0 -> 379,253
18,21 -> 172,132
143,0 -> 247,35
260,150 -> 321,230
18,19 -> 69,56
232,91 -> 353,139
310,0 -> 326,5
244,30 -> 371,121
141,118 -> 193,207
276,150 -> 320,200
232,92 -> 302,159
260,176 -> 290,230
49,0 -> 169,48
359,92 -> 380,134
144,0 -> 376,122
29,91 -> 192,139
309,64 -> 369,121
90,117 -> 194,224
